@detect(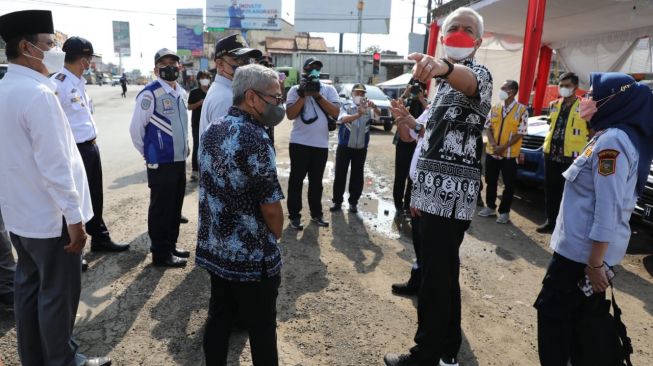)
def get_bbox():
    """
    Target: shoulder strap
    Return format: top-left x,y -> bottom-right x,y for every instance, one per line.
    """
610,285 -> 633,366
